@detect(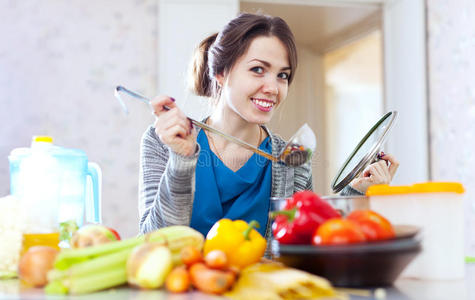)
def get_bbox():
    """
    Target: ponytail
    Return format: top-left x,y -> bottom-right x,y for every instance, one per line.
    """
188,33 -> 218,98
